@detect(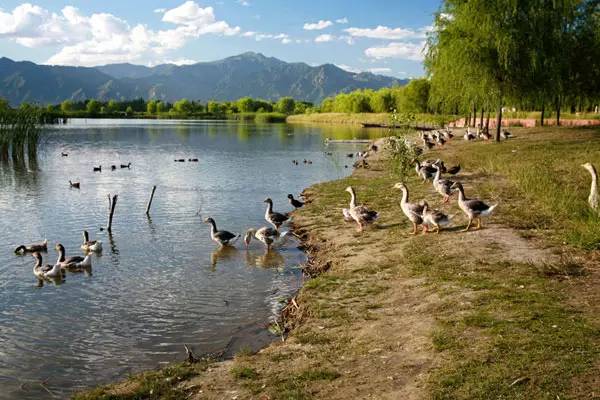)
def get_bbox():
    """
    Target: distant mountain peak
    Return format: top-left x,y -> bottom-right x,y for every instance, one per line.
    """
0,53 -> 406,106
